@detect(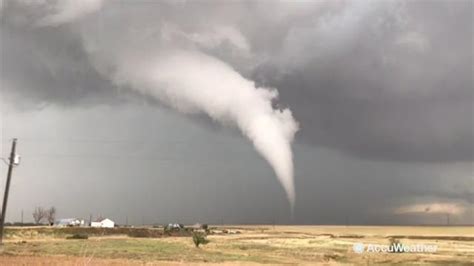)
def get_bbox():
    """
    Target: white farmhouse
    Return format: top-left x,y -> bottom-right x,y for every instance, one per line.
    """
91,218 -> 115,228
